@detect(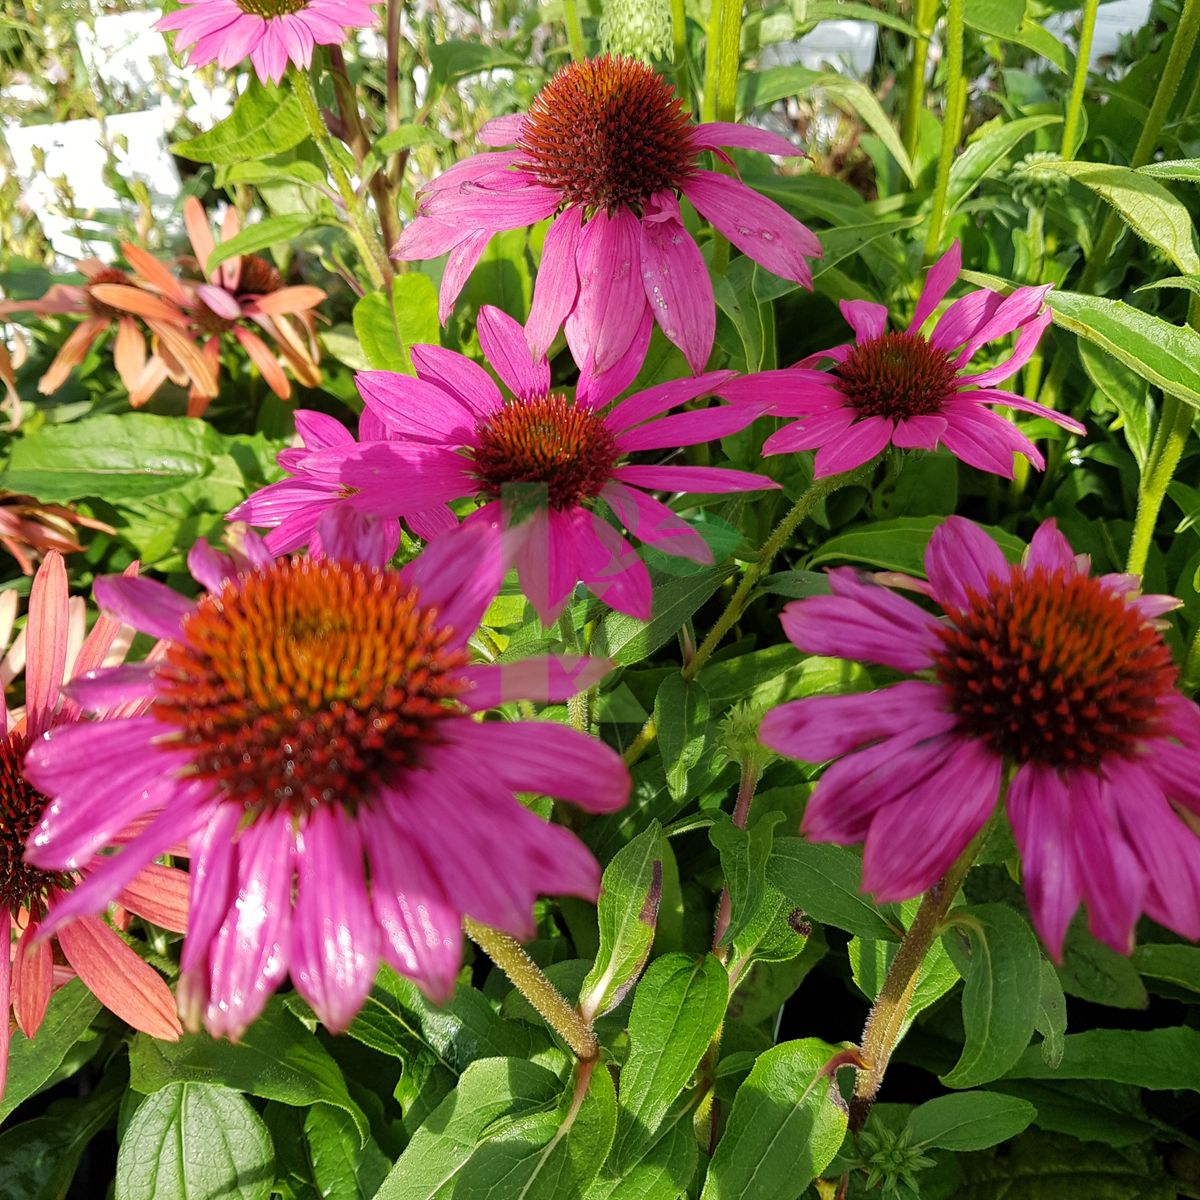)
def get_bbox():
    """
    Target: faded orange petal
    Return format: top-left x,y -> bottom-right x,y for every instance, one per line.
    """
235,326 -> 290,399
118,863 -> 189,934
121,243 -> 192,307
37,318 -> 106,394
113,317 -> 147,391
183,197 -> 217,282
248,286 -> 326,315
12,922 -> 52,1039
88,284 -> 187,325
